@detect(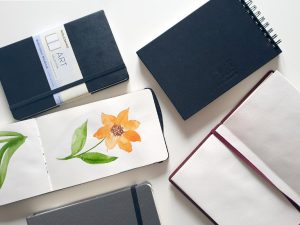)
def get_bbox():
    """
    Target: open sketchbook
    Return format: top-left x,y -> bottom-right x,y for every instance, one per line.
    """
0,89 -> 168,206
170,71 -> 300,224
